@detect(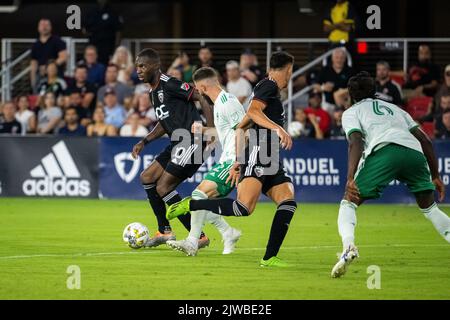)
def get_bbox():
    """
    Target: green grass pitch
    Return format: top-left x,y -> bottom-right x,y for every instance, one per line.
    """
0,198 -> 449,300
